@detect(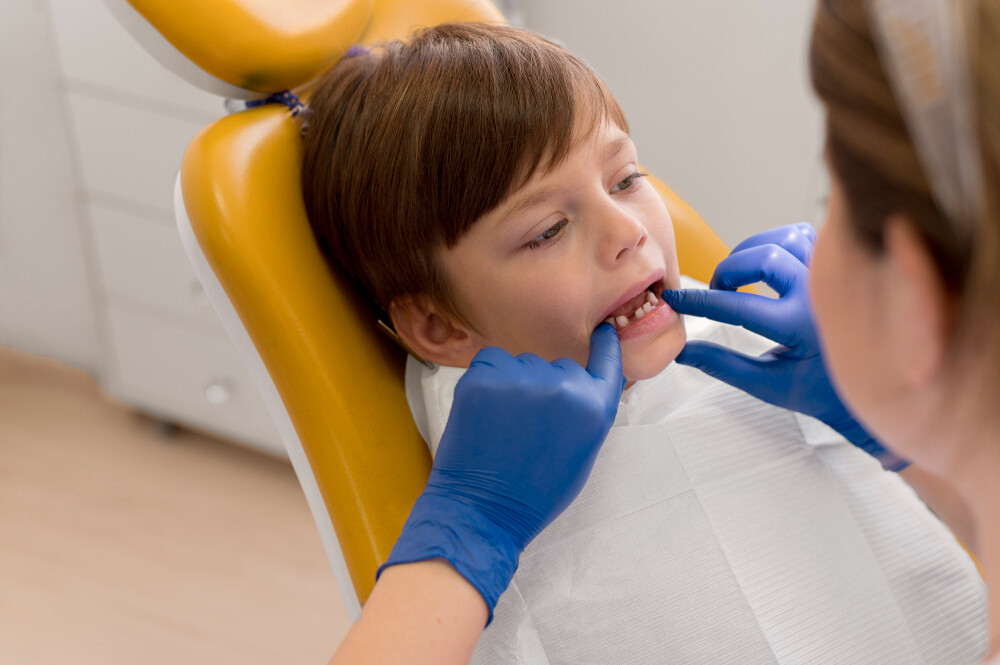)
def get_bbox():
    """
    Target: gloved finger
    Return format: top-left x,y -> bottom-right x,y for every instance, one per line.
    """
676,341 -> 783,399
730,223 -> 817,265
793,222 -> 818,251
552,353 -> 629,393
468,345 -> 514,370
585,322 -> 625,392
709,244 -> 806,295
515,352 -> 549,369
662,287 -> 800,346
549,357 -> 575,372
663,285 -> 773,327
